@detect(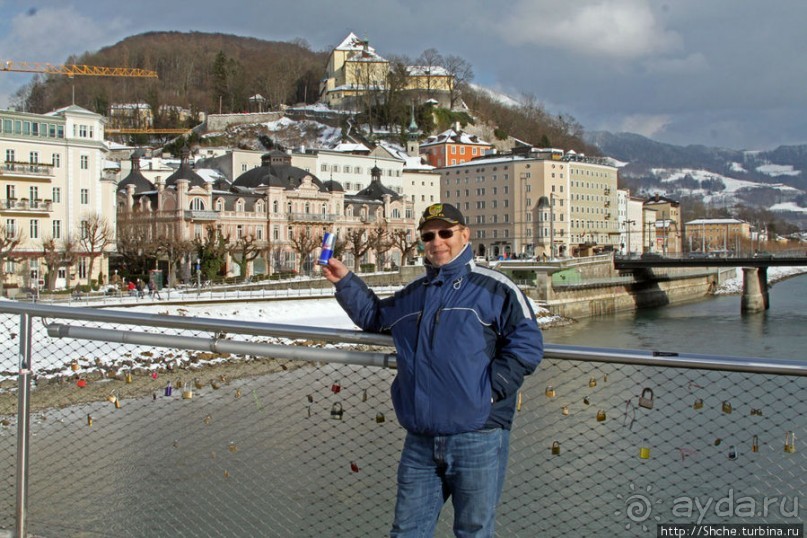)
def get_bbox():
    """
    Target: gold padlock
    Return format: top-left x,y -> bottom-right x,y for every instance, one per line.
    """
545,385 -> 556,398
588,377 -> 597,388
784,431 -> 796,454
638,388 -> 654,409
516,391 -> 523,412
561,405 -> 569,416
596,409 -> 606,422
693,398 -> 704,410
639,440 -> 650,459
375,412 -> 385,424
721,401 -> 732,414
125,372 -> 133,384
752,435 -> 759,453
330,402 -> 344,420
182,382 -> 193,400
551,441 -> 560,455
